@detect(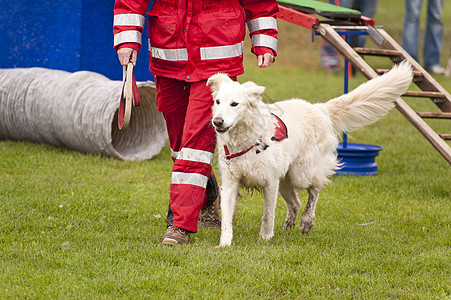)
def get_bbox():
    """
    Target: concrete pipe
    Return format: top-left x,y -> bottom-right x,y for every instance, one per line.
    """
0,68 -> 167,161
